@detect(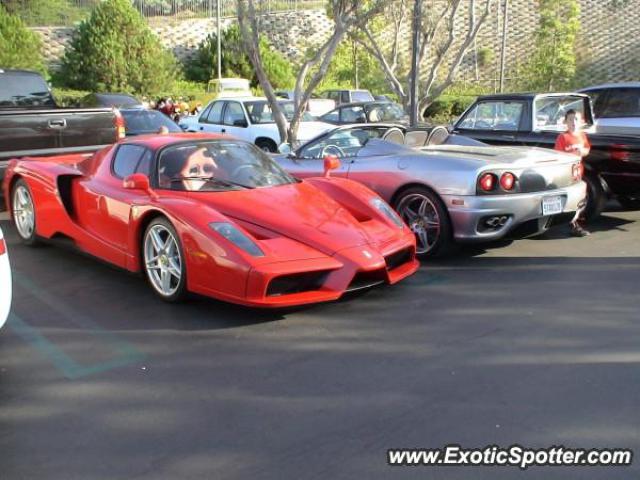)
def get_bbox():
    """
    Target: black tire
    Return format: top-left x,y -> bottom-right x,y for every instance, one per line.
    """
255,138 -> 277,153
142,217 -> 187,302
11,179 -> 41,246
393,186 -> 452,258
583,174 -> 606,221
618,195 -> 640,210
